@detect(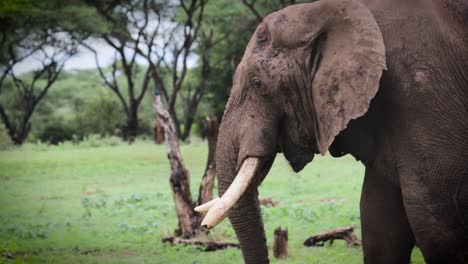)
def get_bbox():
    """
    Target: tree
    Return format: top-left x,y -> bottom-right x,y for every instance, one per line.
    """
155,92 -> 219,238
142,0 -> 209,141
197,0 -> 309,120
1,47 -> 71,144
0,0 -> 107,144
84,0 -> 160,142
86,0 -> 209,142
